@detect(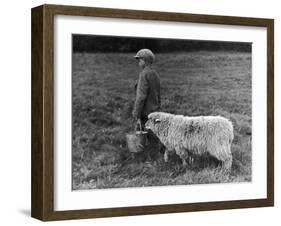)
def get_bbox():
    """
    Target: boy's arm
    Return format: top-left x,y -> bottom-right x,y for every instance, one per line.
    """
132,73 -> 148,119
